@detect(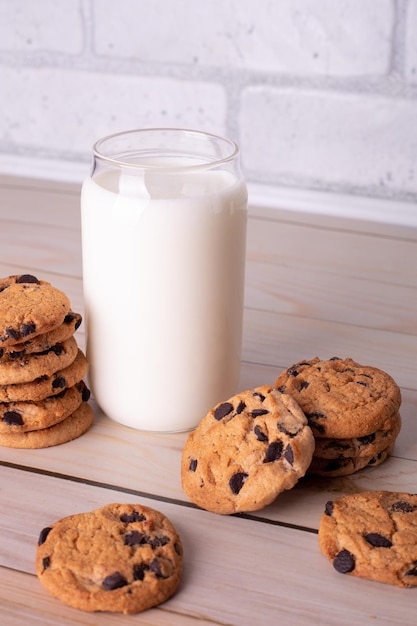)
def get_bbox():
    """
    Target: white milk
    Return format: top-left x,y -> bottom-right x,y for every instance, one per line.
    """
81,166 -> 247,431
